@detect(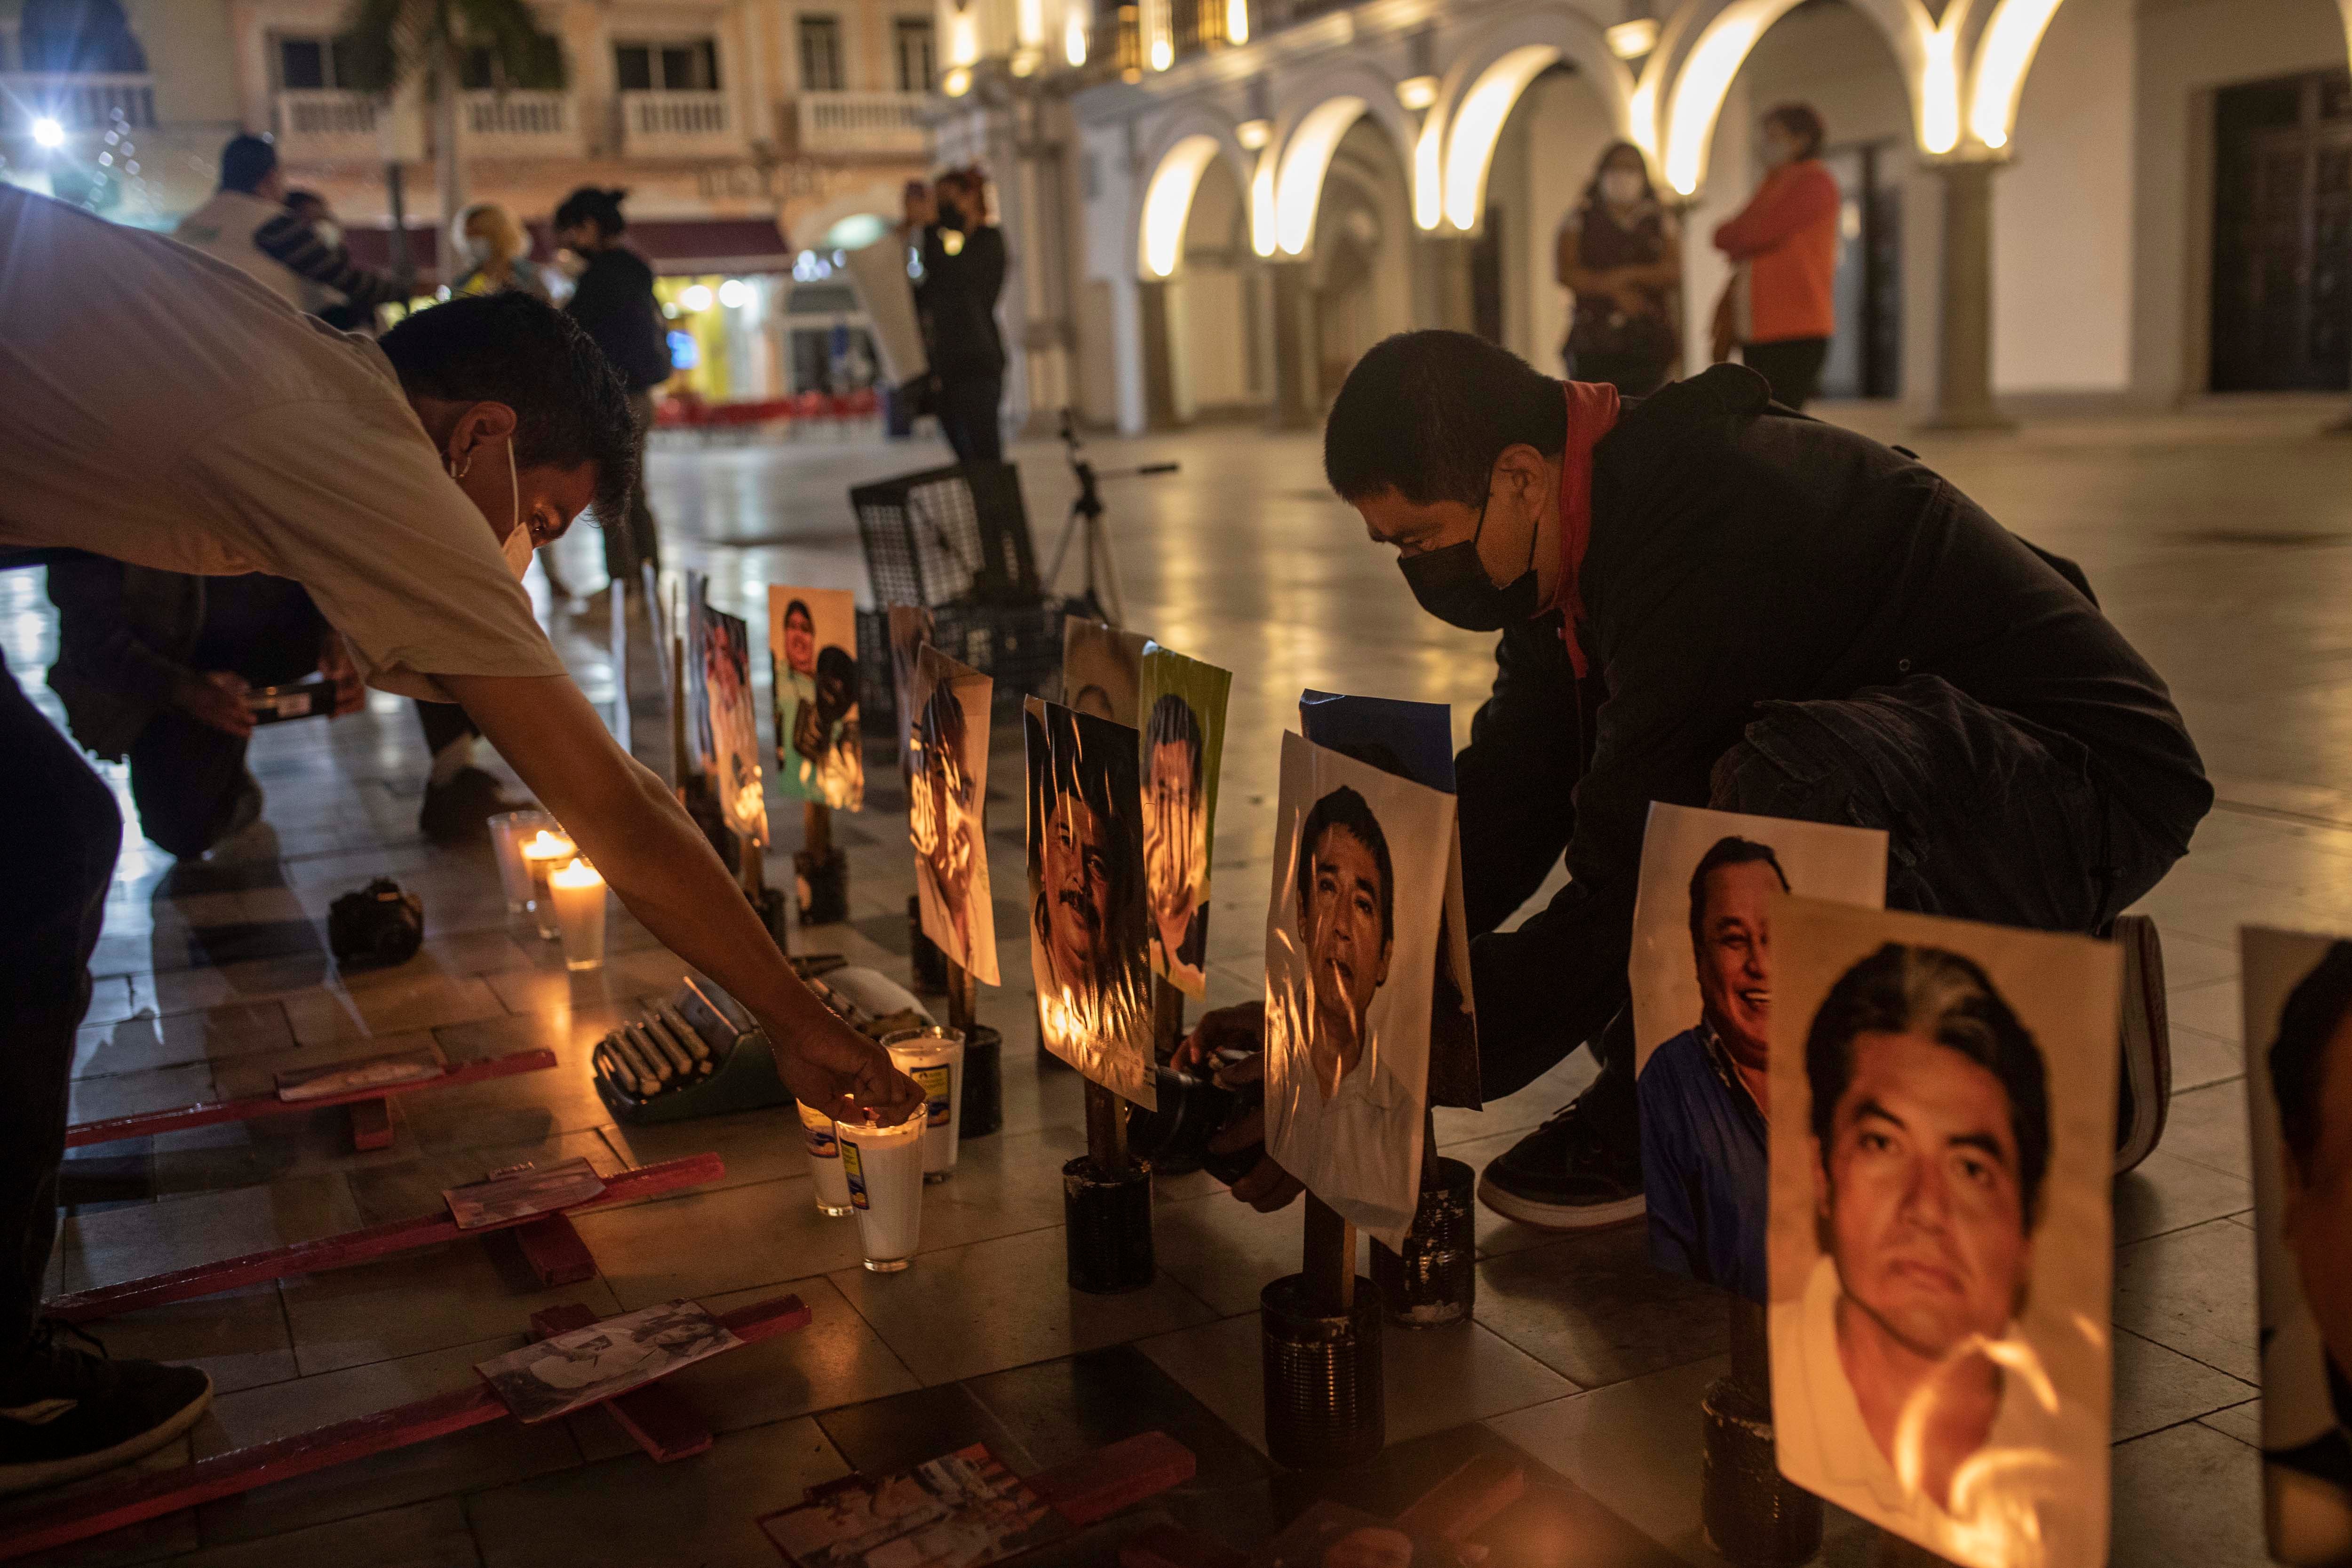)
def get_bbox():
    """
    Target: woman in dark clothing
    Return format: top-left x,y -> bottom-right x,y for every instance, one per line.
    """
553,186 -> 672,582
1554,142 -> 1682,397
914,168 -> 1009,464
